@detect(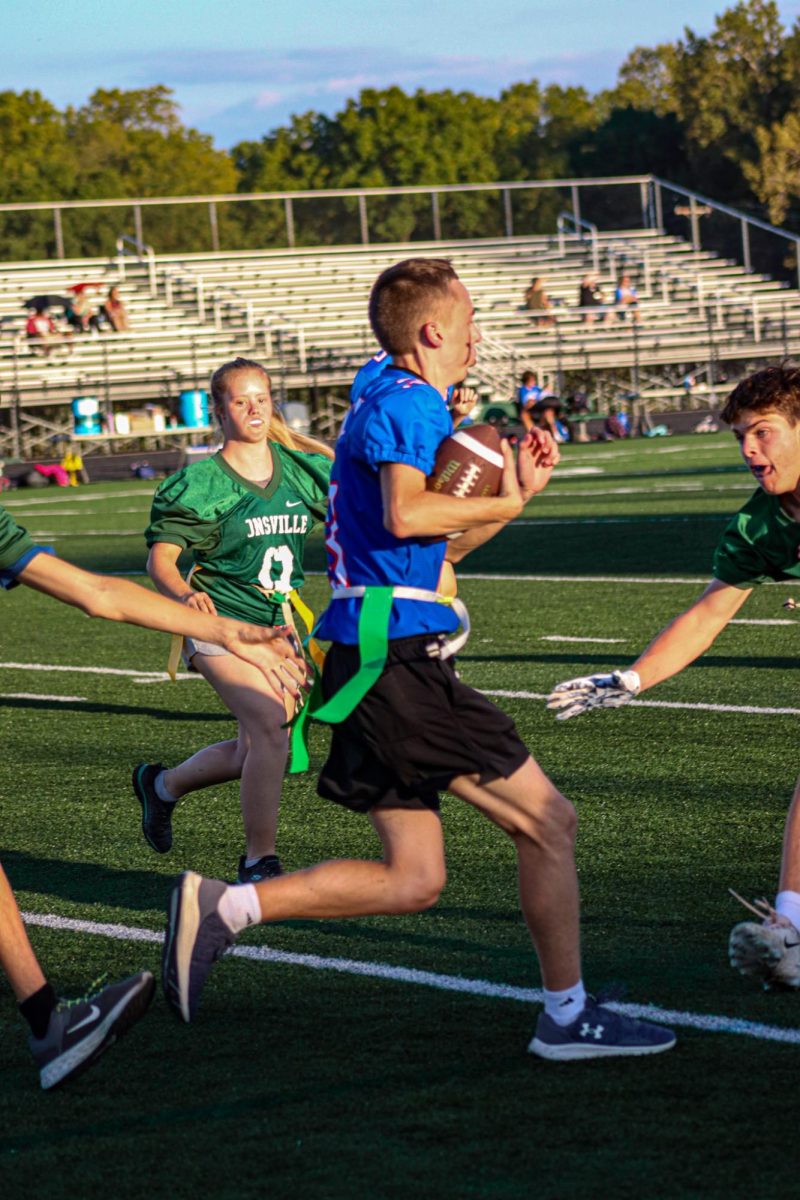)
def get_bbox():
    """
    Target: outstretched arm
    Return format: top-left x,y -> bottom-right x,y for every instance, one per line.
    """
17,552 -> 308,701
547,578 -> 751,719
631,578 -> 752,690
